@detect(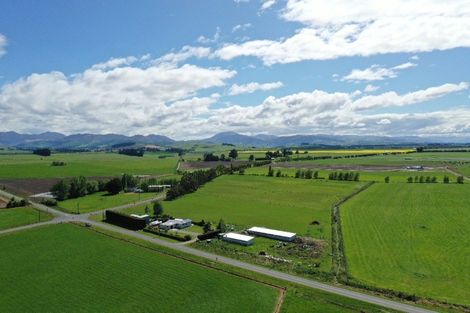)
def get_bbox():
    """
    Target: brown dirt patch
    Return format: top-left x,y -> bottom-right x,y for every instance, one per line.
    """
0,197 -> 7,209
